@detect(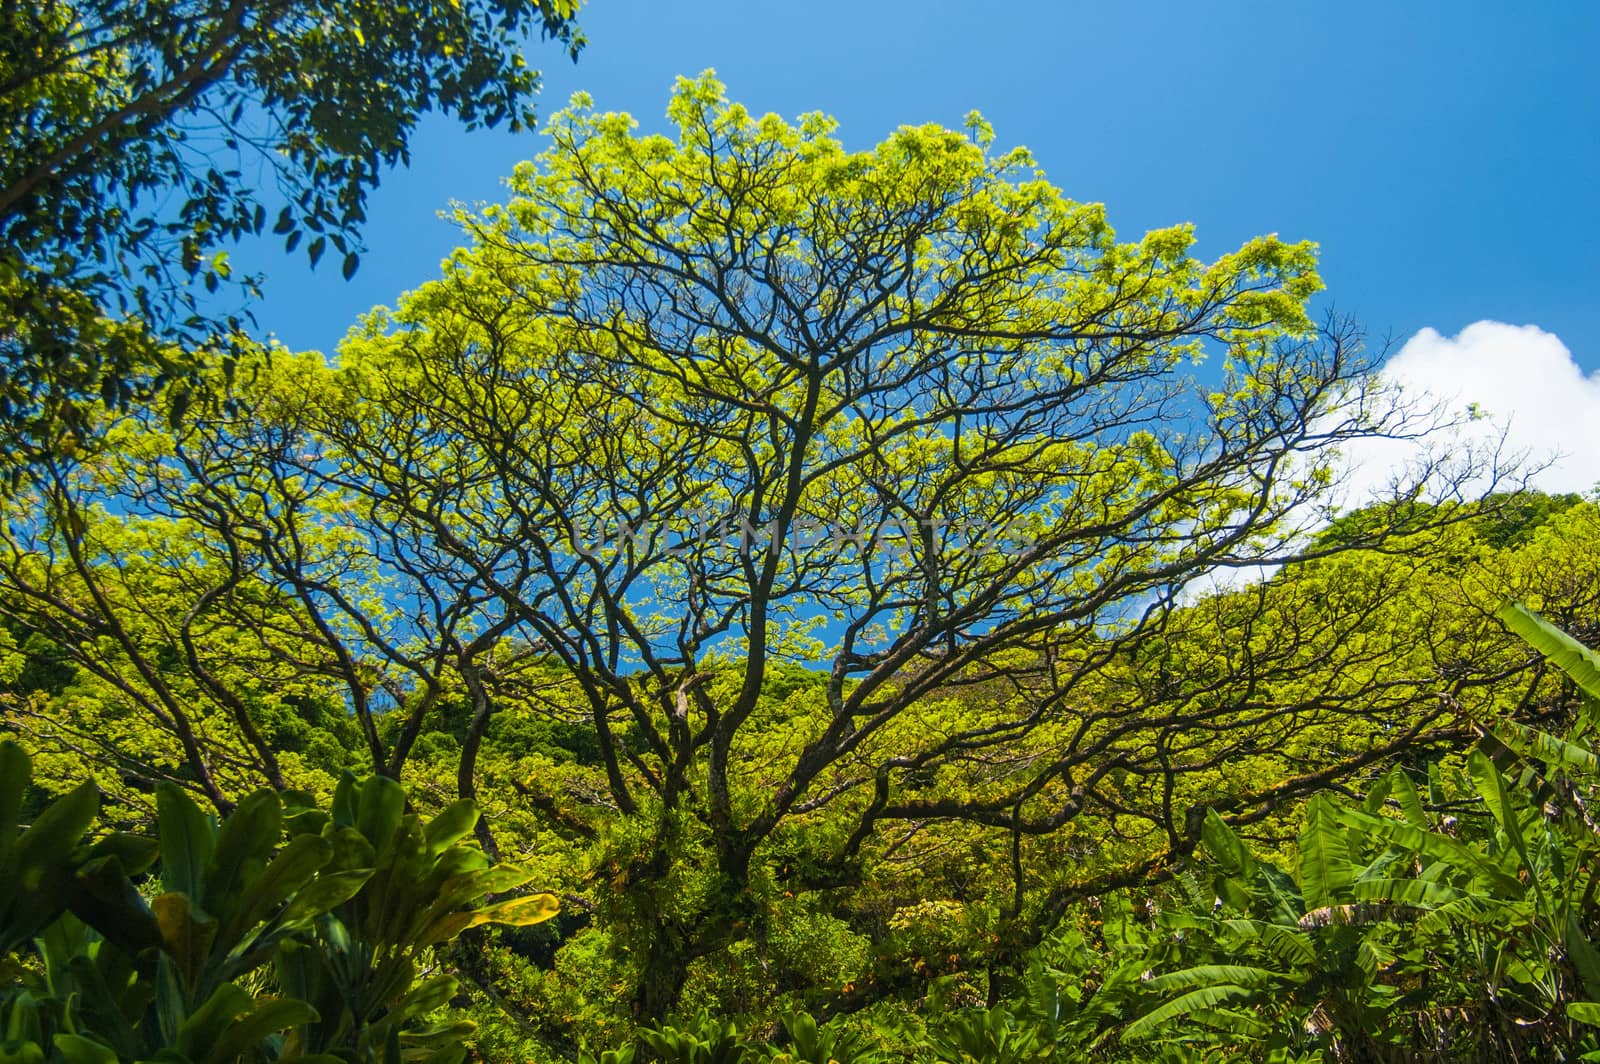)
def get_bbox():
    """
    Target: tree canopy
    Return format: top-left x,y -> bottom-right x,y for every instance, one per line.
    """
0,0 -> 583,458
2,77 -> 1551,1032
